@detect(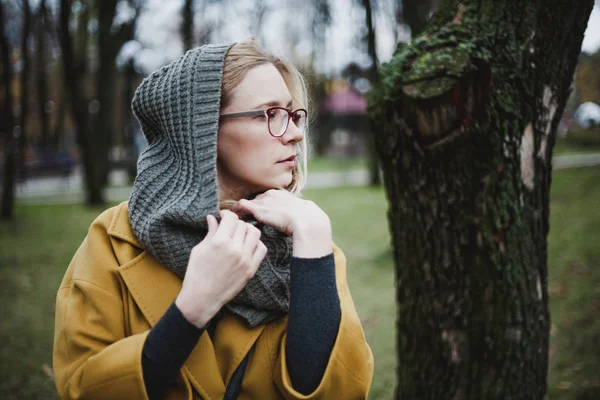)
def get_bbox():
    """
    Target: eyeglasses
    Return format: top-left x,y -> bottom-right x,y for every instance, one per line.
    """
220,106 -> 307,137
